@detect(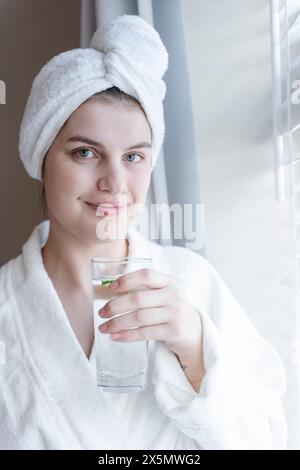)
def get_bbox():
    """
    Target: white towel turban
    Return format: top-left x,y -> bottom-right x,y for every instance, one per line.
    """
18,15 -> 169,182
